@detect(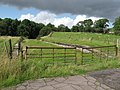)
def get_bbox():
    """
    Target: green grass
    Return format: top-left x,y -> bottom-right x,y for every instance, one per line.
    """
0,58 -> 120,88
42,32 -> 120,46
1,33 -> 120,89
22,39 -> 56,47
